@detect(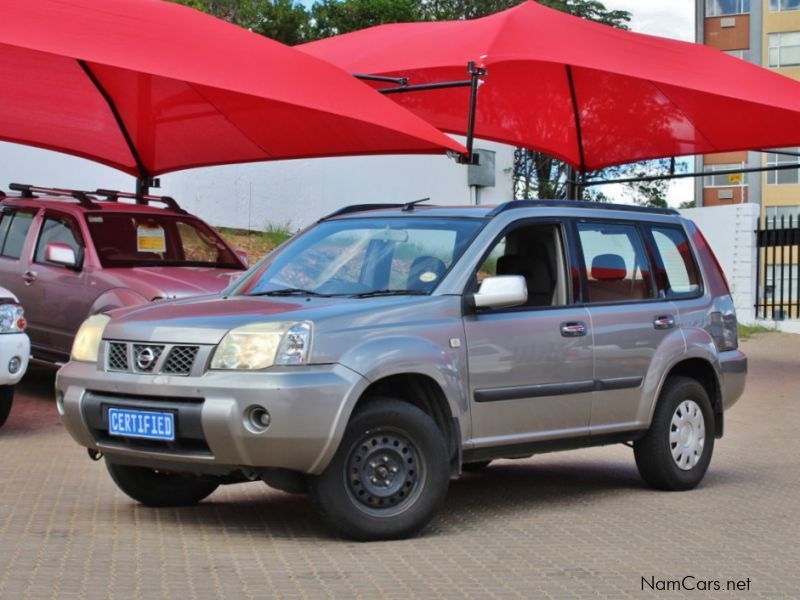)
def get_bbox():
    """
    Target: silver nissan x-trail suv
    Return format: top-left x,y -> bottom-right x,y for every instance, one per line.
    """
56,200 -> 747,540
